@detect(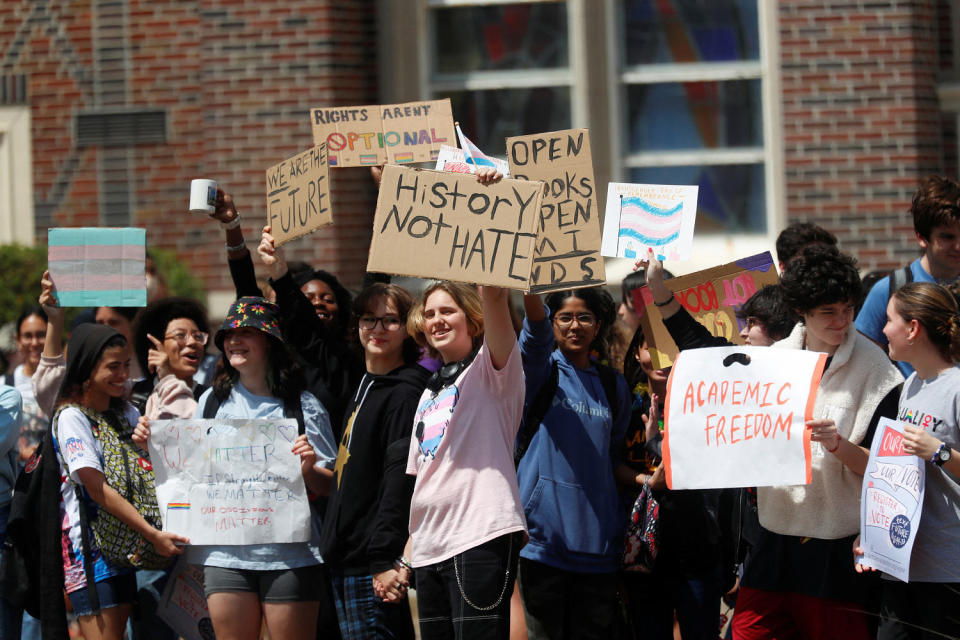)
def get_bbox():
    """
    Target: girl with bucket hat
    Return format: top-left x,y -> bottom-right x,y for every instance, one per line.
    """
135,297 -> 337,640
